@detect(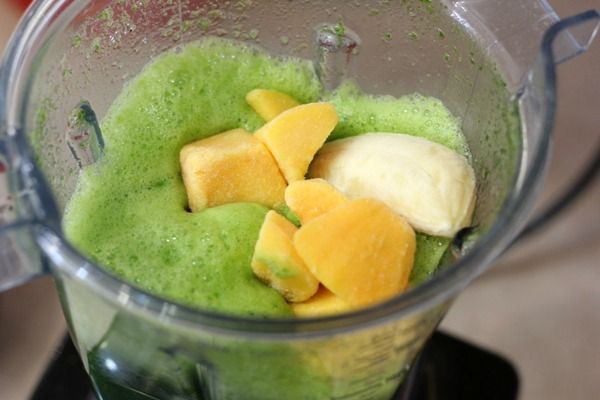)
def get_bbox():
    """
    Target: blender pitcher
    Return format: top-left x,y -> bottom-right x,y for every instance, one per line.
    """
0,1 -> 599,399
